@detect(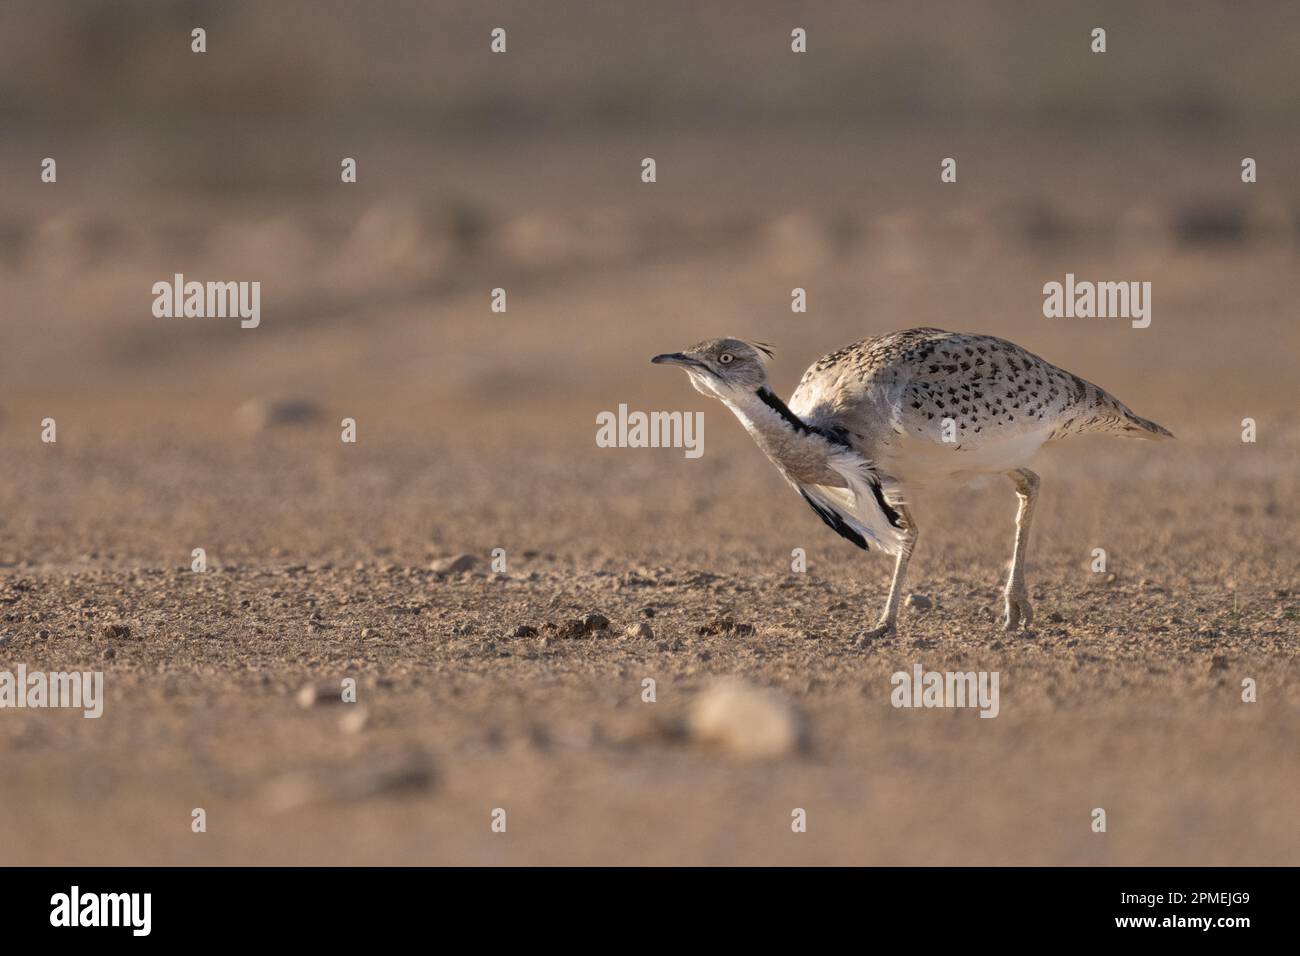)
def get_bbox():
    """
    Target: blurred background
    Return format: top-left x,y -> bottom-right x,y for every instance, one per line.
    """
0,1 -> 1297,866
1,0 -> 1298,567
